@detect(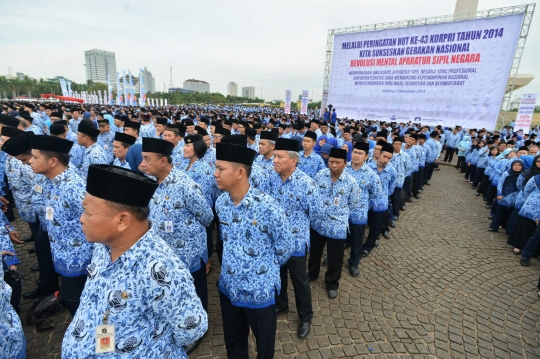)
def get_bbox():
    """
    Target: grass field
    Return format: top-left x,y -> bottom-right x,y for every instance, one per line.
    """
499,111 -> 540,129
